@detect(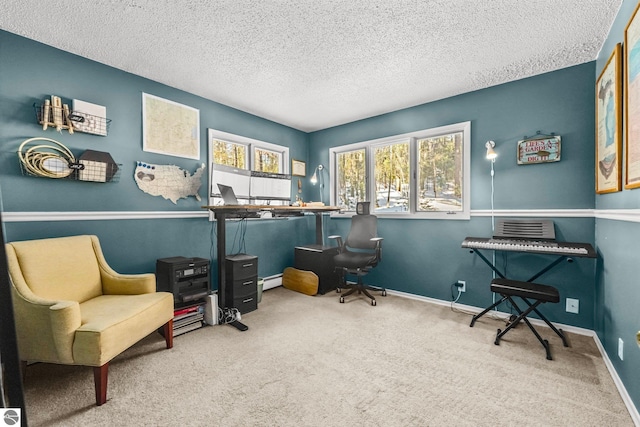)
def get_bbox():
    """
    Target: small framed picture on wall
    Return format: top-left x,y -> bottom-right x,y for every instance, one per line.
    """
292,159 -> 306,176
